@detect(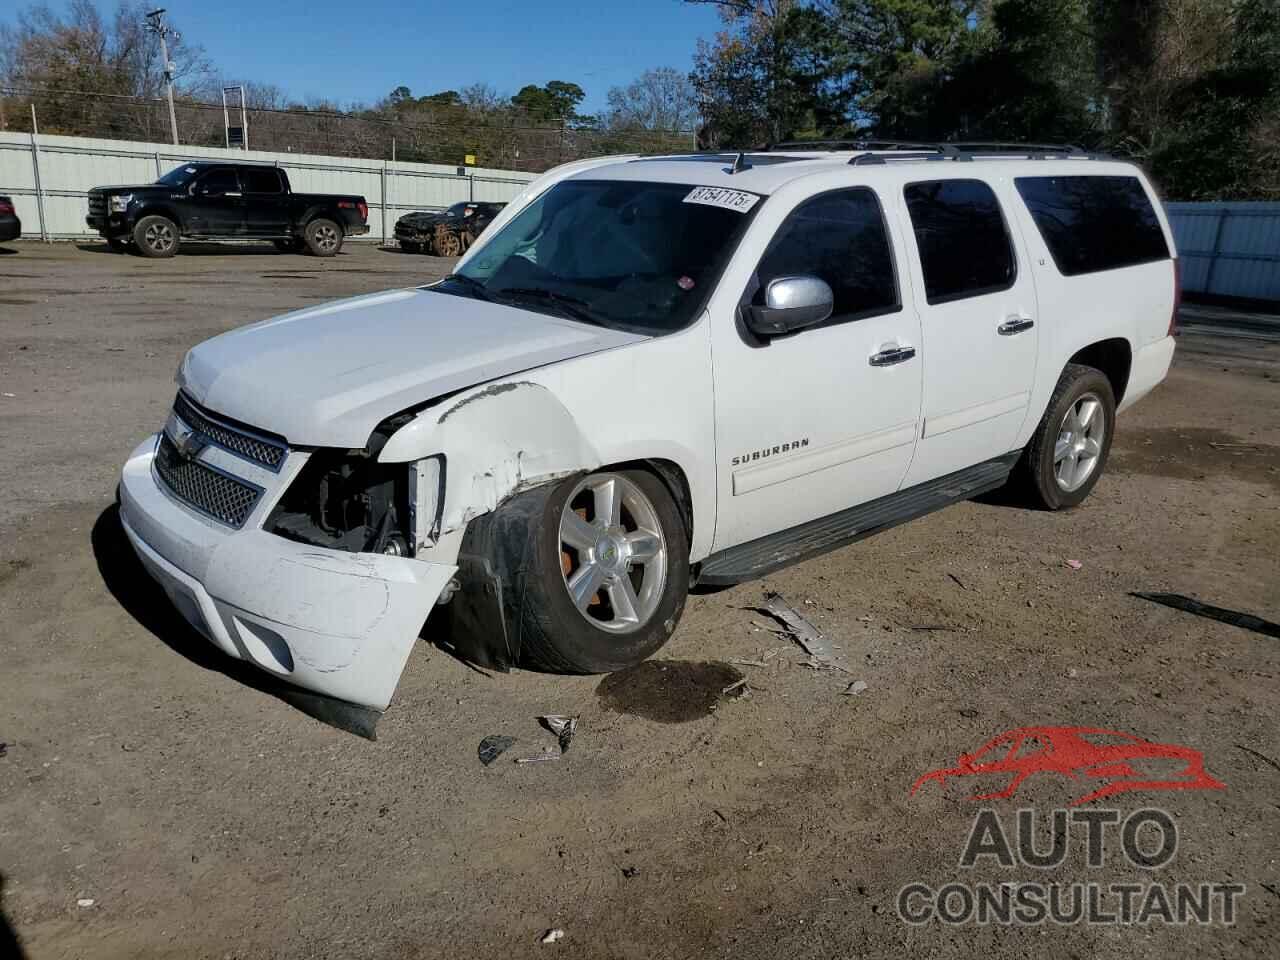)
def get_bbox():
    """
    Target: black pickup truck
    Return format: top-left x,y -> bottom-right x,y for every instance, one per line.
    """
86,161 -> 369,258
